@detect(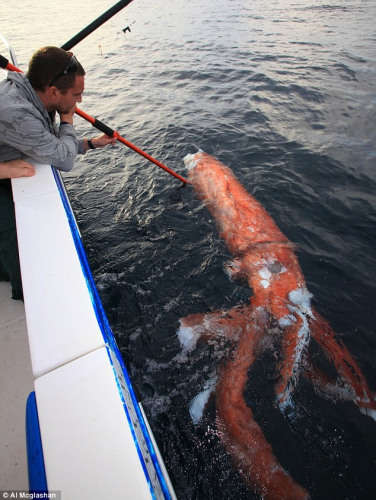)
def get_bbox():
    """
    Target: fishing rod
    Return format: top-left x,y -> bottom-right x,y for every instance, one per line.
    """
61,0 -> 136,51
0,54 -> 188,185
